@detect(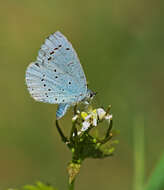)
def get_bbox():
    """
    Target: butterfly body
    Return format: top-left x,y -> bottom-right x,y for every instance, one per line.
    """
25,31 -> 94,119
